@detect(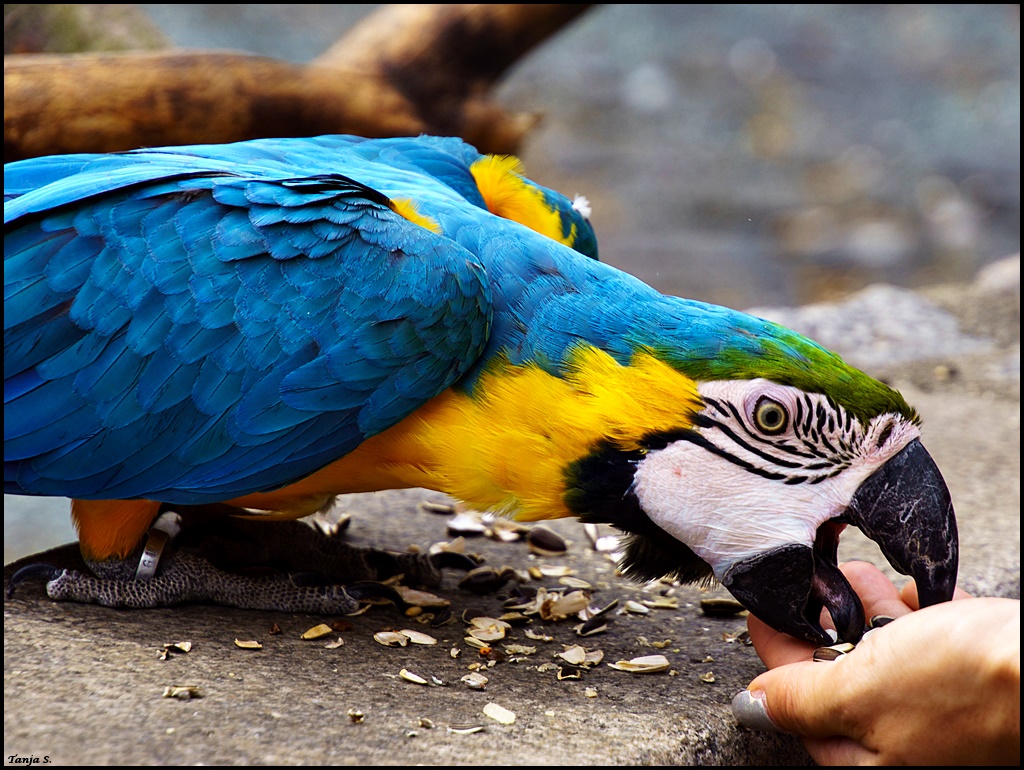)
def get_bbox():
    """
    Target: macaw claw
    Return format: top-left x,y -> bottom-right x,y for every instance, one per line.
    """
6,563 -> 65,599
